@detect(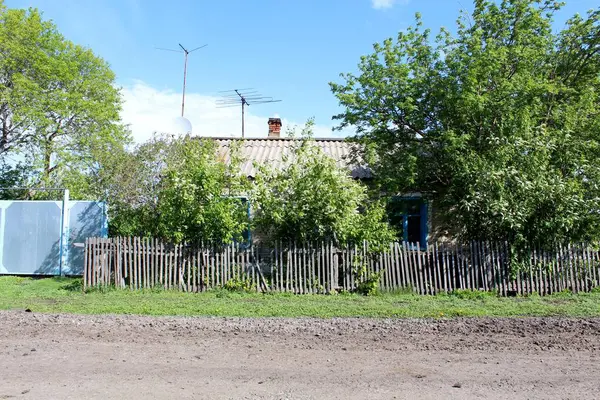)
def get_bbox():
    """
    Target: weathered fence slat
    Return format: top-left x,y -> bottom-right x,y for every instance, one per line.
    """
83,239 -> 89,290
300,242 -> 306,295
127,238 -> 132,289
91,237 -> 96,287
585,245 -> 593,291
404,243 -> 423,294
